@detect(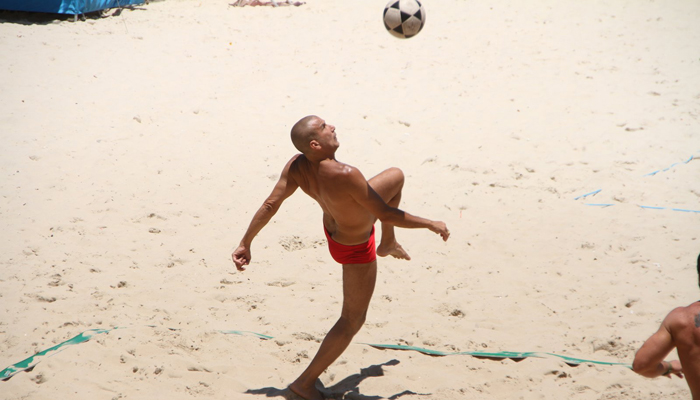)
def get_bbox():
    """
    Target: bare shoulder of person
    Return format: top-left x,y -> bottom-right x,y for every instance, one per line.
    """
343,167 -> 369,191
290,153 -> 305,164
322,161 -> 353,180
339,162 -> 364,178
282,155 -> 307,188
685,302 -> 700,328
288,153 -> 305,172
665,305 -> 697,332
